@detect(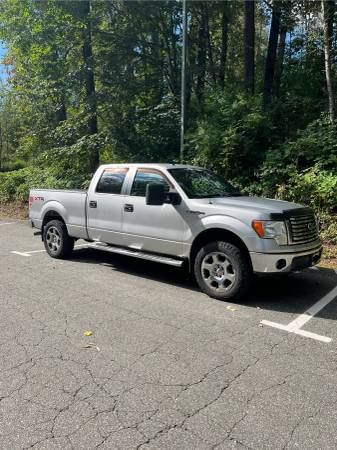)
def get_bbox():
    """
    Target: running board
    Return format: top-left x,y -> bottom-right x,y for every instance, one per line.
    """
89,242 -> 184,267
